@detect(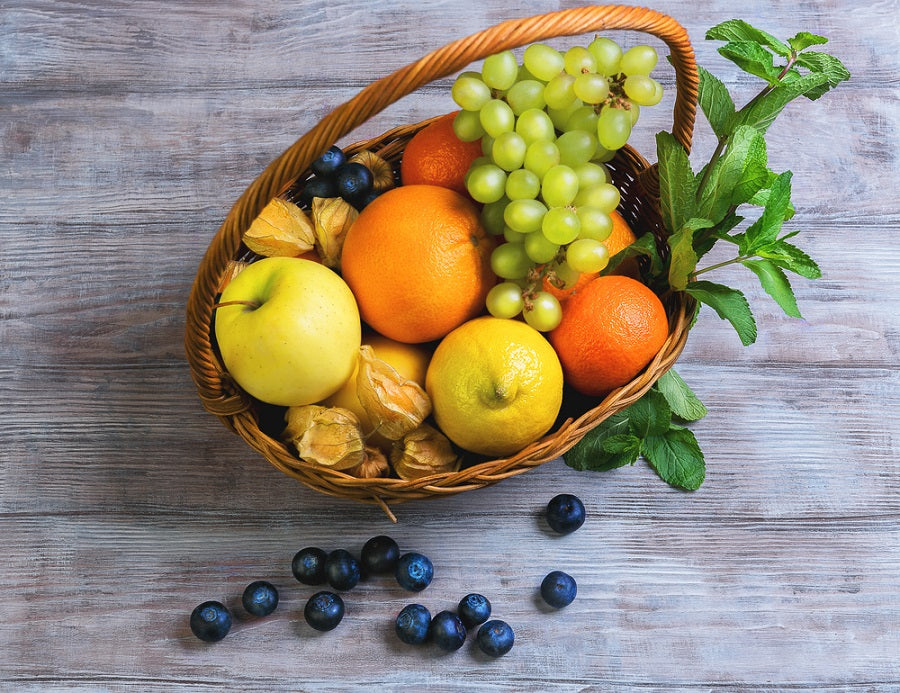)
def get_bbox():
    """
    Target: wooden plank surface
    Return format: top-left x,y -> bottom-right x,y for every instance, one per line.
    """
2,0 -> 898,690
